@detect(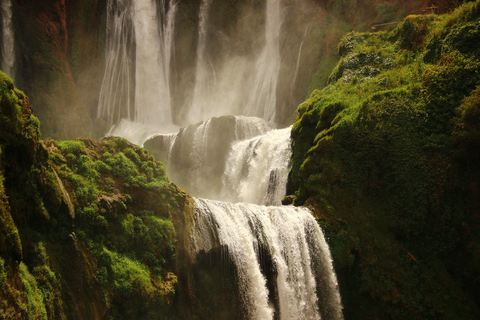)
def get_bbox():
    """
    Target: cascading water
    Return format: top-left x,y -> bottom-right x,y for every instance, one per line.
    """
99,0 -> 344,316
97,0 -> 135,125
98,0 -> 177,130
222,126 -> 292,206
144,115 -> 344,318
145,116 -> 271,199
243,0 -> 282,125
133,0 -> 171,125
193,199 -> 344,320
188,0 -> 214,124
1,0 -> 15,80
